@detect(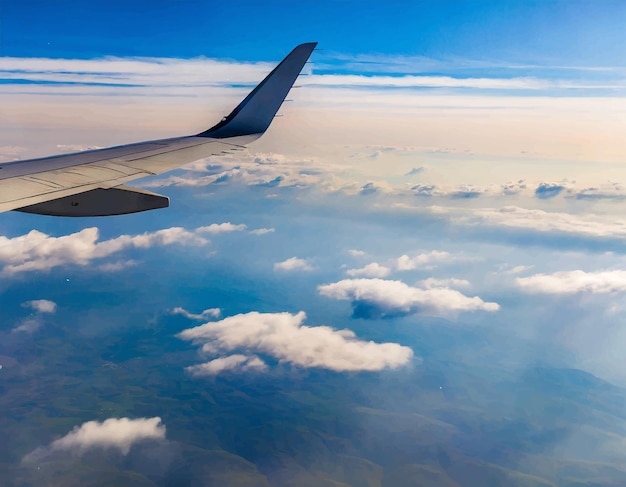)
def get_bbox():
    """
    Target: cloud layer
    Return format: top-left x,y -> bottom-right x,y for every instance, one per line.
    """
516,270 -> 626,294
